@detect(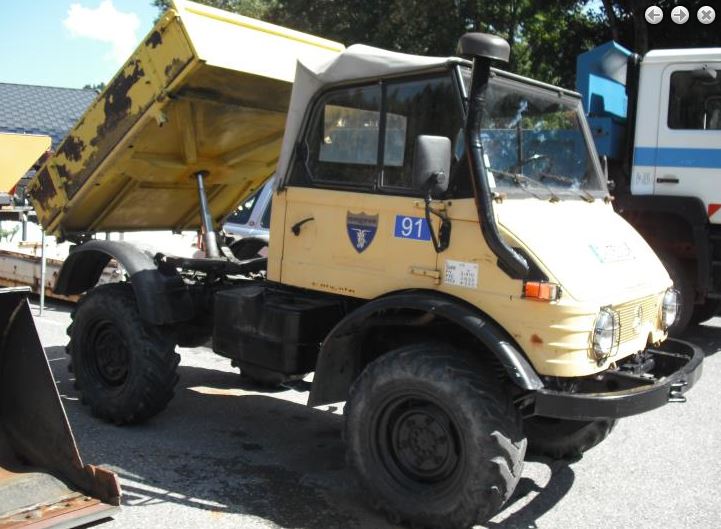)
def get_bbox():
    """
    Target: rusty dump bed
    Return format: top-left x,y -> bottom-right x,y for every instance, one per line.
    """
0,289 -> 120,528
28,0 -> 343,238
